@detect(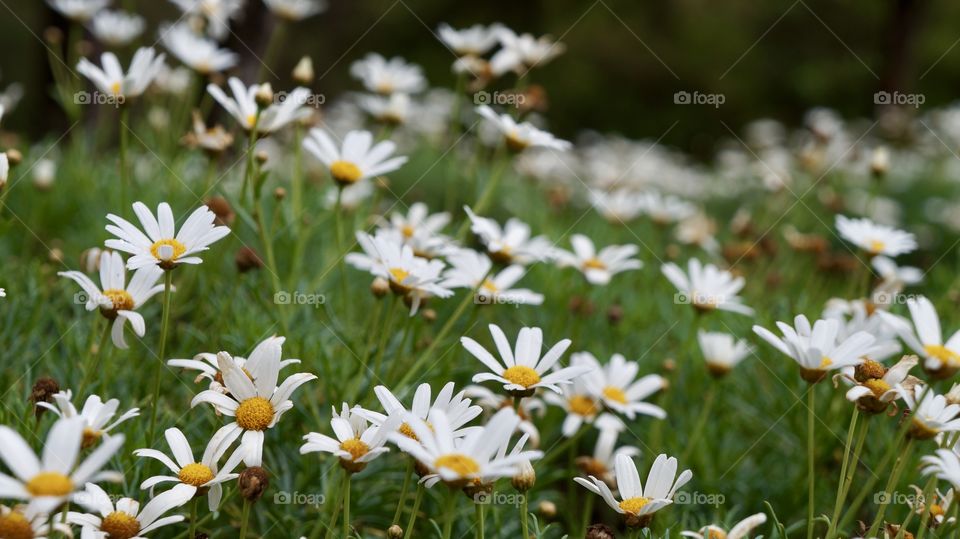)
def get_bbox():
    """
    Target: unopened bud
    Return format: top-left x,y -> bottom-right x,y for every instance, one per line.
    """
44,26 -> 64,45
235,247 -> 264,273
387,525 -> 403,539
870,146 -> 890,177
255,83 -> 274,108
538,500 -> 556,519
421,308 -> 436,323
274,187 -> 286,200
586,523 -> 616,539
238,466 -> 269,502
511,460 -> 535,492
292,56 -> 314,85
6,149 -> 22,166
255,151 -> 269,165
371,277 -> 390,298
